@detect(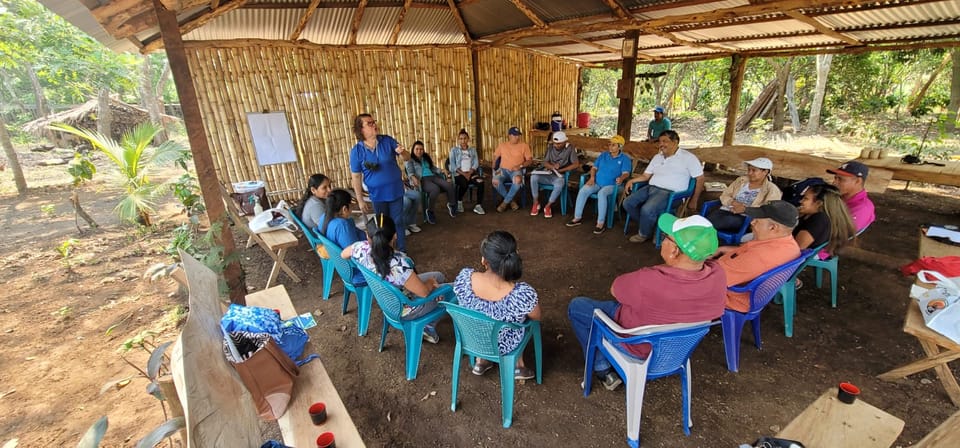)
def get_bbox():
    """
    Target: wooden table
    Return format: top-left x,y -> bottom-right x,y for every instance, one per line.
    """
777,388 -> 905,447
877,303 -> 960,406
246,286 -> 365,448
910,409 -> 960,447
